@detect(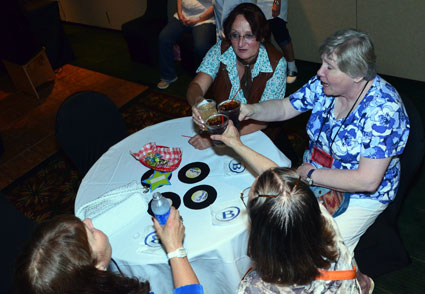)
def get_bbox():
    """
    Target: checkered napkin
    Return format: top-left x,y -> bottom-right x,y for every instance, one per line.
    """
131,142 -> 182,172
